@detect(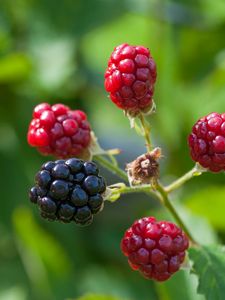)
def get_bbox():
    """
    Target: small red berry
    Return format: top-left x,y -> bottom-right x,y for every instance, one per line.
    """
27,103 -> 91,158
121,217 -> 189,282
188,112 -> 225,172
104,43 -> 157,116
